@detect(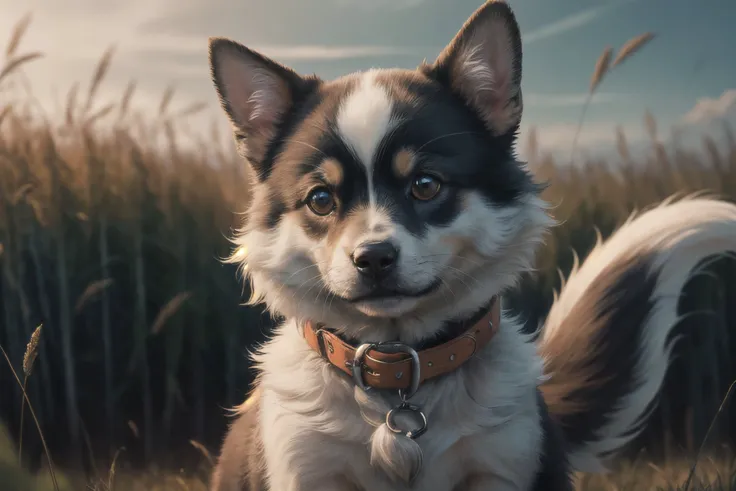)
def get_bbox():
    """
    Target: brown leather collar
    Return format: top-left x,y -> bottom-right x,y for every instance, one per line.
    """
303,297 -> 501,394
